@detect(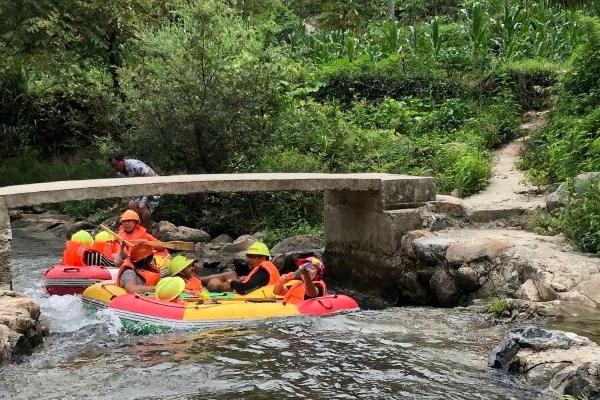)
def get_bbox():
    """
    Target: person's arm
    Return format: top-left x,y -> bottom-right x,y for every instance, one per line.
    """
120,270 -> 155,294
302,269 -> 319,298
273,272 -> 294,296
112,241 -> 128,268
230,269 -> 269,295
